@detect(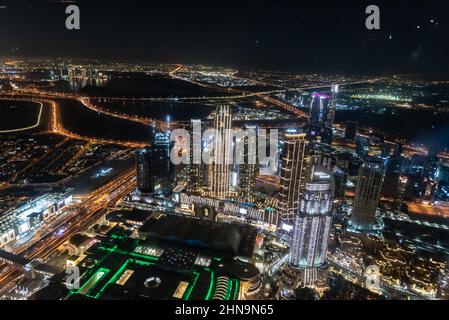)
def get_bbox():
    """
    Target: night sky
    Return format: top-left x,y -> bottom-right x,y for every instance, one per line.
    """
0,0 -> 448,76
